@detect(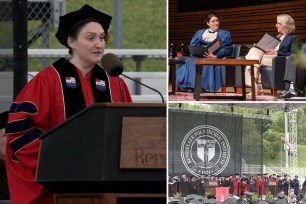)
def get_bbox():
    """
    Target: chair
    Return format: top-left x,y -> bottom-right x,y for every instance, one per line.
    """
220,44 -> 242,93
172,56 -> 188,92
260,56 -> 287,96
260,43 -> 306,96
234,56 -> 289,95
